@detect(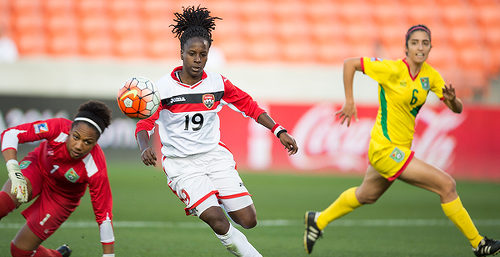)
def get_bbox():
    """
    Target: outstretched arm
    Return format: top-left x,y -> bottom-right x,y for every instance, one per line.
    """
256,113 -> 298,155
442,84 -> 463,114
336,57 -> 363,127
